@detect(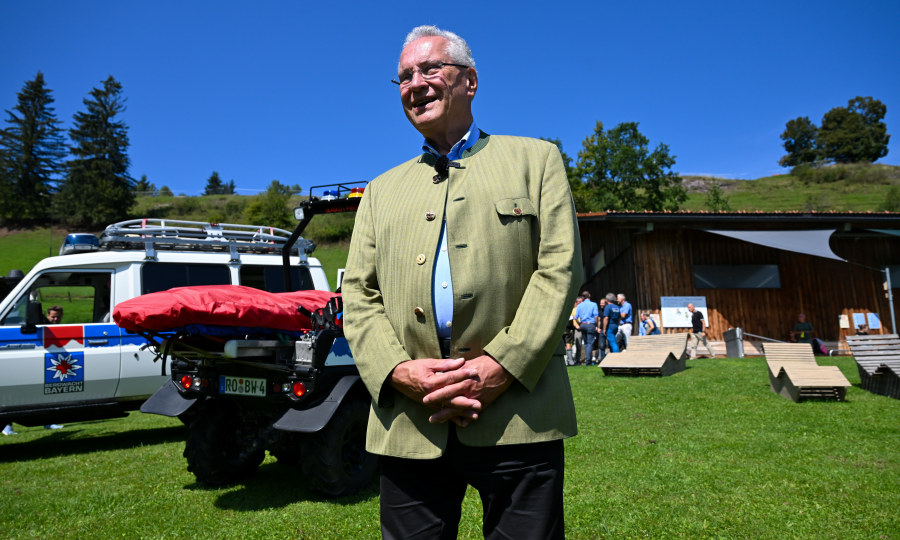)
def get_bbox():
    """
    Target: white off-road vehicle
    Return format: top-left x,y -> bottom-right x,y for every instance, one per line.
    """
0,218 -> 330,429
